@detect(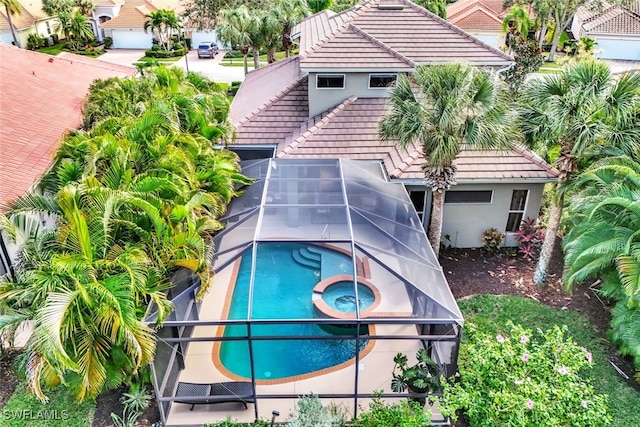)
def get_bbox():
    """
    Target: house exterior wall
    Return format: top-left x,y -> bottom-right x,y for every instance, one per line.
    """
441,182 -> 544,248
464,31 -> 504,49
593,36 -> 640,60
308,71 -> 400,117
